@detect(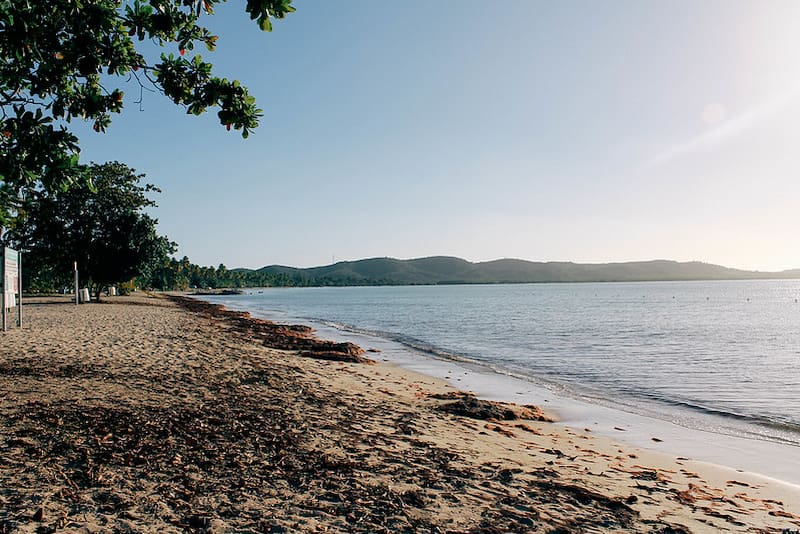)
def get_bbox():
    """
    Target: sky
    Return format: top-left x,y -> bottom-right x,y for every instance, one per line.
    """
77,0 -> 800,271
